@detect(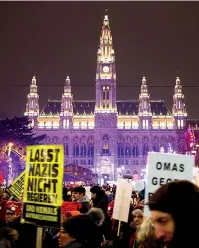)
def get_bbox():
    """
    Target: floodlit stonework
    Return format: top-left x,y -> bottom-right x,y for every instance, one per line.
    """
24,14 -> 187,181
